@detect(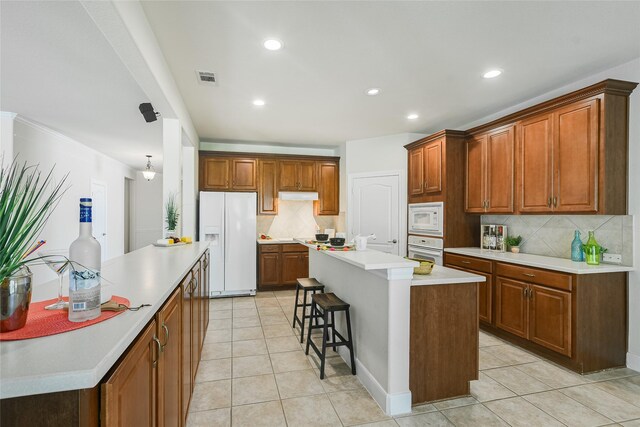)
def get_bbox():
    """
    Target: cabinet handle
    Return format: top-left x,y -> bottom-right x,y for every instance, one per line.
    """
547,197 -> 552,207
152,336 -> 162,367
553,197 -> 558,207
523,287 -> 527,298
191,276 -> 199,295
424,181 -> 427,190
486,199 -> 490,209
522,273 -> 535,277
161,323 -> 169,350
461,260 -> 471,264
